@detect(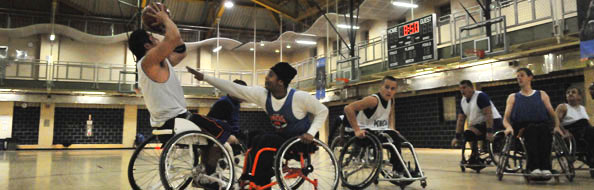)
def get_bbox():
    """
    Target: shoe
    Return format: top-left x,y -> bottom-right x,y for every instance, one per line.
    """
468,154 -> 482,165
530,169 -> 542,176
392,170 -> 403,178
192,174 -> 220,190
542,170 -> 552,176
